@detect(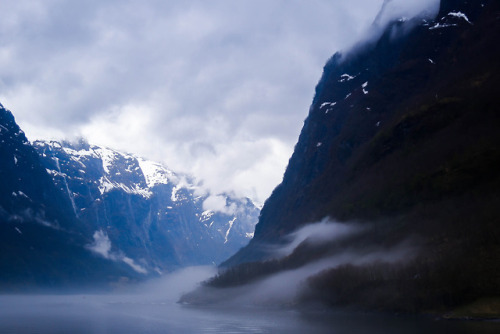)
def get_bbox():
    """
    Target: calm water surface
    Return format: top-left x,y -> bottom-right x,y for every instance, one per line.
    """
2,294 -> 500,334
0,267 -> 498,334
